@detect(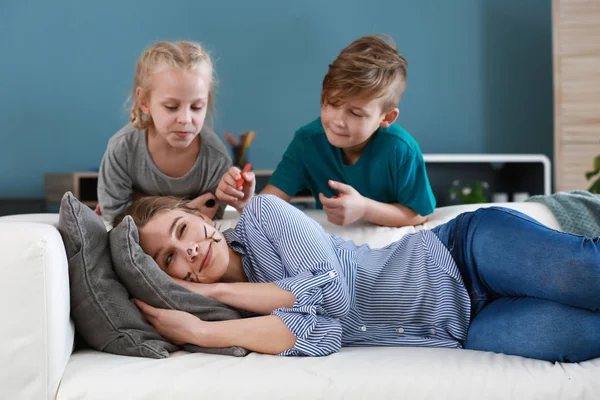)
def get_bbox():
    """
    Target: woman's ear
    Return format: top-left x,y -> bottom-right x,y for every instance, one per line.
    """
136,87 -> 150,115
379,107 -> 399,128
